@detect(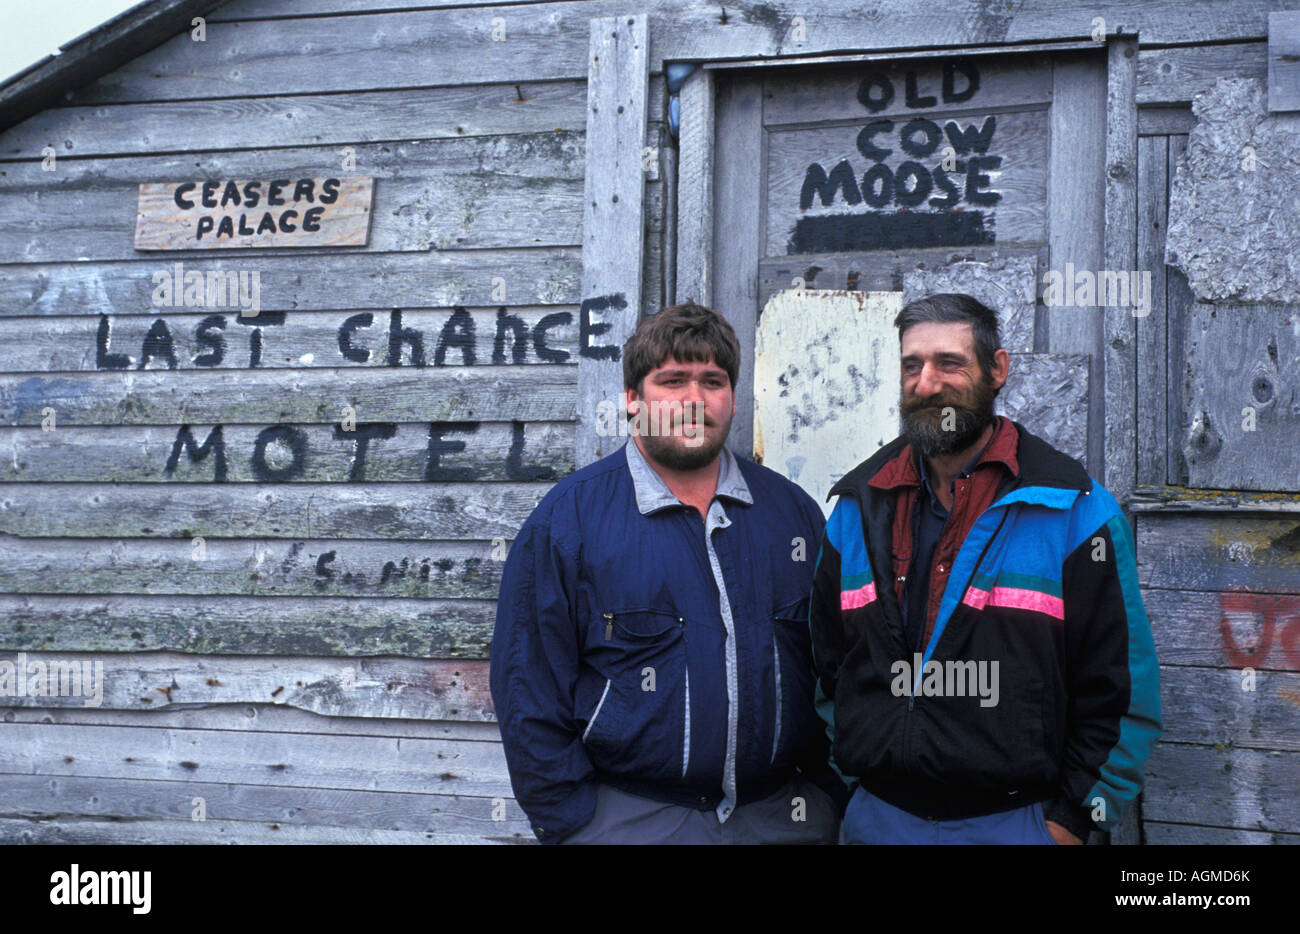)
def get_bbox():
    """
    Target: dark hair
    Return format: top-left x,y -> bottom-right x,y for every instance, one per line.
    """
893,292 -> 1002,377
623,301 -> 740,392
